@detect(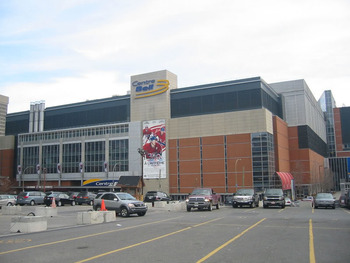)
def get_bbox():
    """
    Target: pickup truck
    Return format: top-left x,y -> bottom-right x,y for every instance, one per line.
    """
186,188 -> 220,211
